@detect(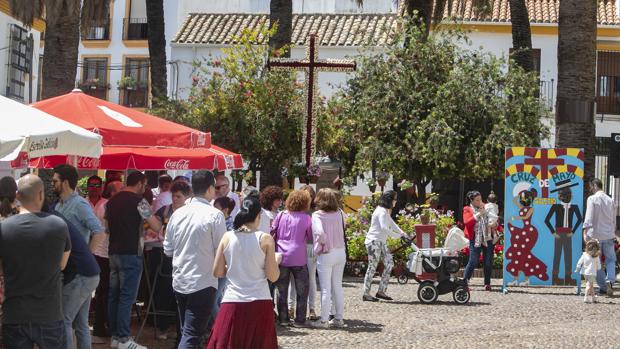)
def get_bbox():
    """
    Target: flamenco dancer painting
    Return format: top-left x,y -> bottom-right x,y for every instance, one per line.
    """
506,182 -> 549,286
